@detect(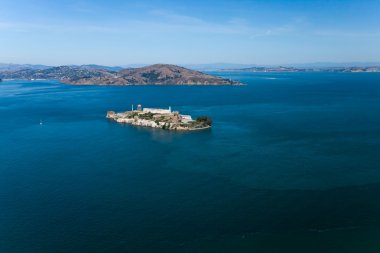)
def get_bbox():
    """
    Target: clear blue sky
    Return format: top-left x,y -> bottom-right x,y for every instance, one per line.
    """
1,0 -> 379,65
